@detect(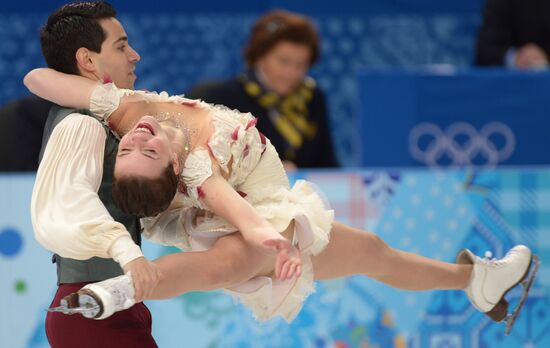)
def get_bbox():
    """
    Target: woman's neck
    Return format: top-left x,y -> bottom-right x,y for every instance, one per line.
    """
107,99 -> 150,136
255,67 -> 280,96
